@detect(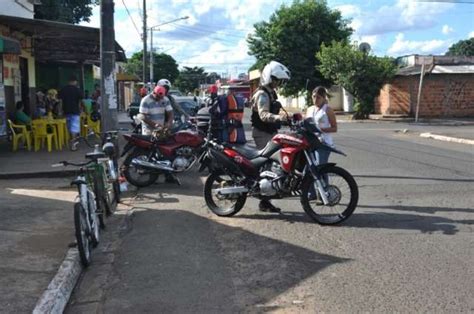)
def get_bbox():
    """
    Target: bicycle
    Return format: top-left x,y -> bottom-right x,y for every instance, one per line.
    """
52,157 -> 106,267
70,130 -> 124,216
